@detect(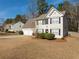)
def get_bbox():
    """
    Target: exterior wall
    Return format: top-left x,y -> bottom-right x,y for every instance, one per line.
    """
63,16 -> 68,36
35,17 -> 64,38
